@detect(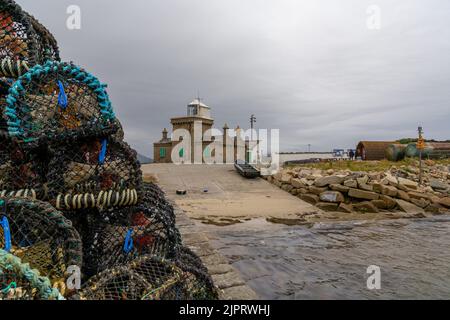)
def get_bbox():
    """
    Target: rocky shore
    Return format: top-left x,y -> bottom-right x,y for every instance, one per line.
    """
266,160 -> 450,219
